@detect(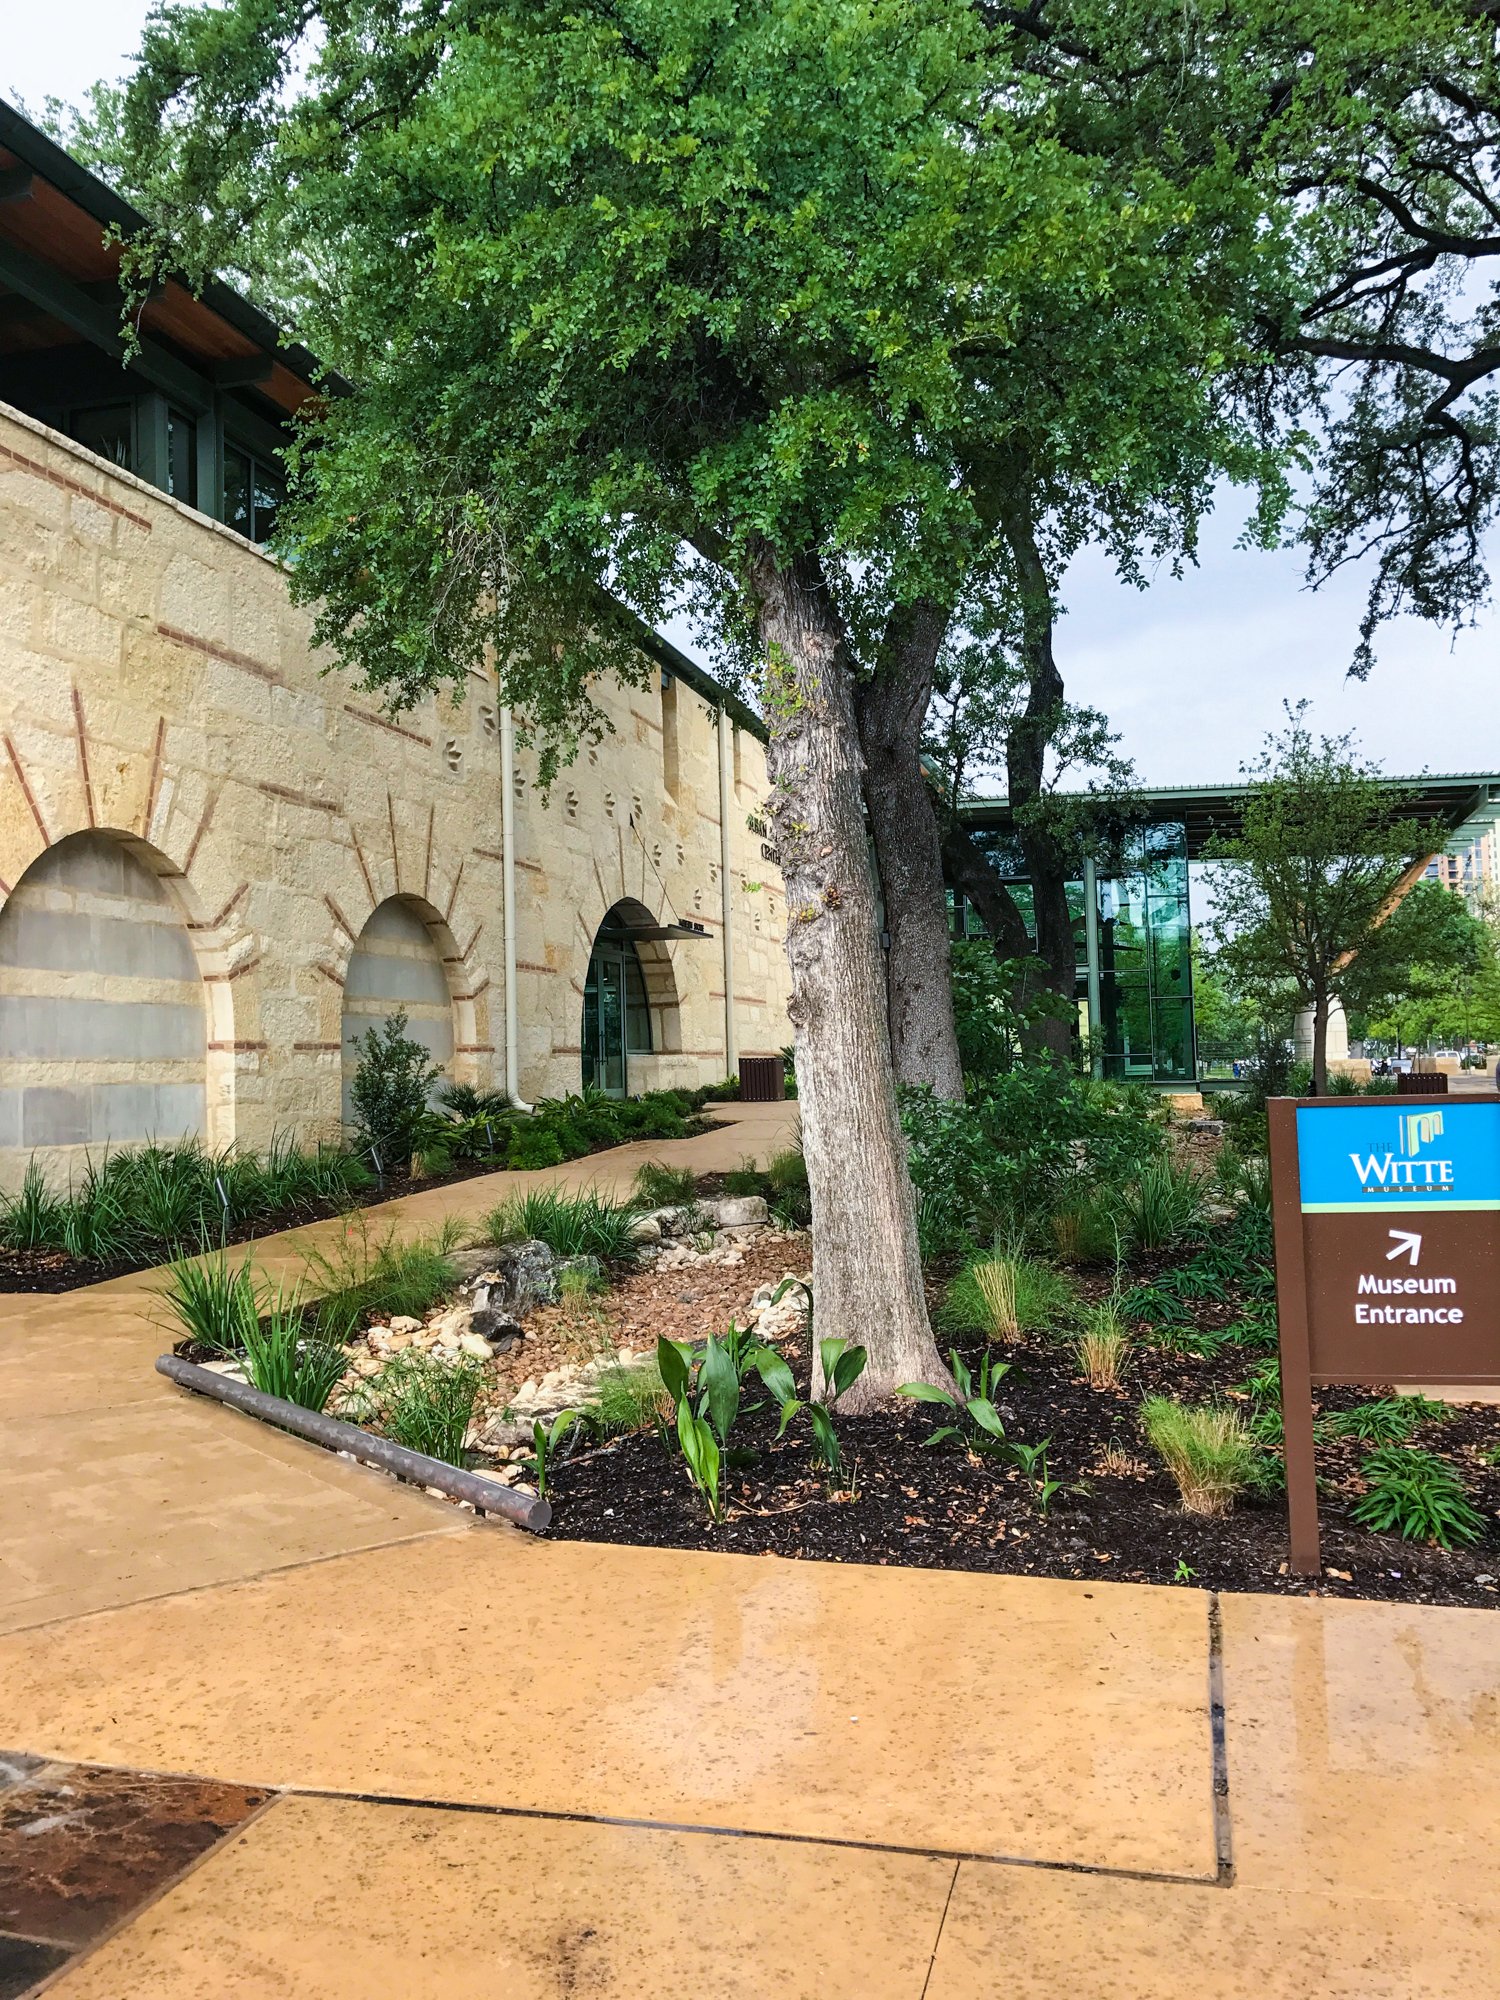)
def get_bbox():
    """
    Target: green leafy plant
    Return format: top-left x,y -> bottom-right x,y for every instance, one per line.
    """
1049,1191 -> 1122,1267
159,1250 -> 265,1354
631,1161 -> 698,1208
1317,1396 -> 1449,1445
751,1335 -> 868,1482
302,1217 -> 461,1344
1140,1397 -> 1262,1516
722,1160 -> 764,1198
656,1332 -> 741,1523
0,1162 -> 65,1251
372,1352 -> 487,1466
591,1360 -> 670,1436
899,1350 -> 1012,1458
241,1285 -> 348,1410
1011,1438 -> 1061,1515
521,1407 -> 590,1499
1351,1447 -> 1485,1547
764,1145 -> 810,1231
485,1187 -> 638,1261
1118,1159 -> 1210,1251
347,1006 -> 443,1168
1173,1558 -> 1198,1584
